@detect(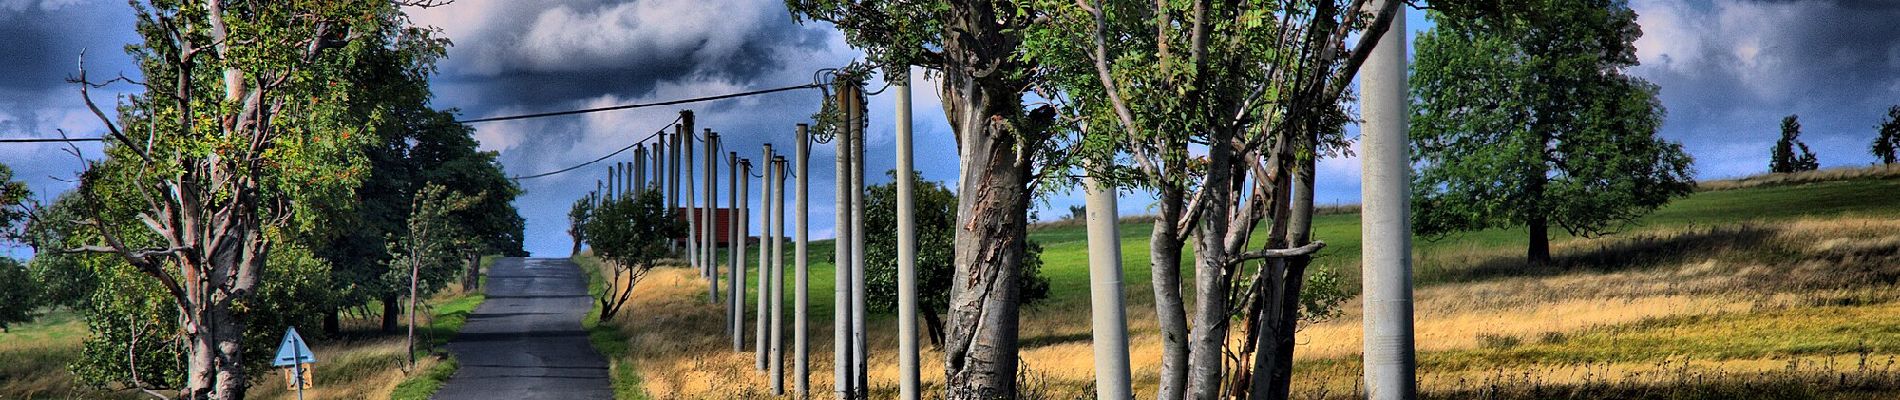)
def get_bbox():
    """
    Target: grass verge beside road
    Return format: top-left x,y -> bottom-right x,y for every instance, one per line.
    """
577,253 -> 652,400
